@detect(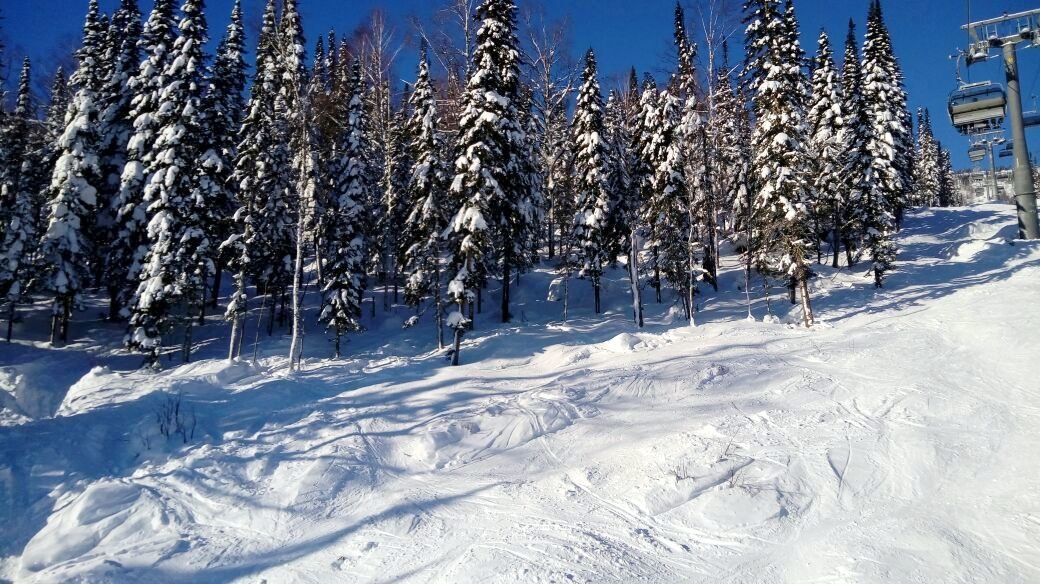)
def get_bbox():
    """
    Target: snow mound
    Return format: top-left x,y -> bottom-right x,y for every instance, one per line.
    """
21,480 -> 189,576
